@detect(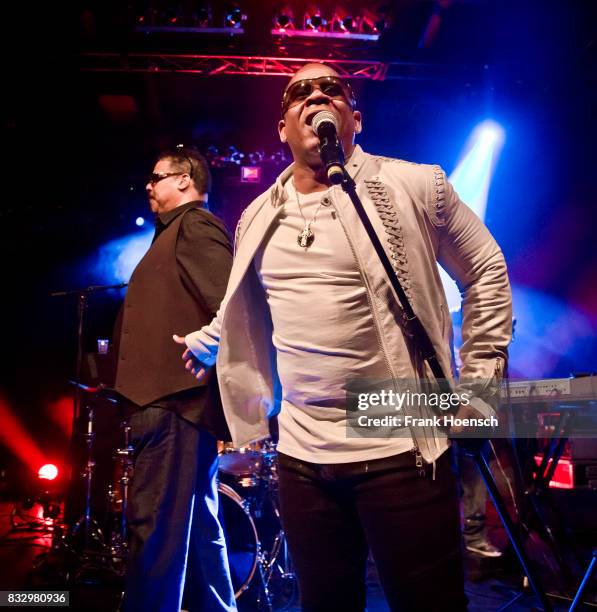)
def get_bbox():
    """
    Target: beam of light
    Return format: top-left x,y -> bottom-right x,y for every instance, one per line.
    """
0,394 -> 47,471
449,284 -> 597,377
439,120 -> 506,312
450,120 -> 505,219
93,228 -> 153,284
508,285 -> 597,378
38,464 -> 59,481
45,396 -> 74,439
